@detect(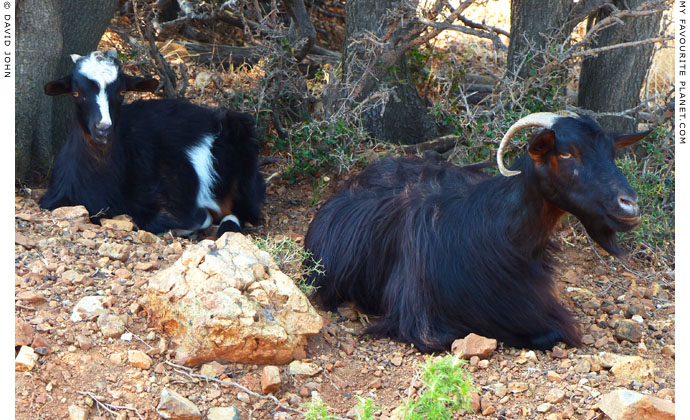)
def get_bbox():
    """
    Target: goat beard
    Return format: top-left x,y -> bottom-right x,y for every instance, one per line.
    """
581,221 -> 623,257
